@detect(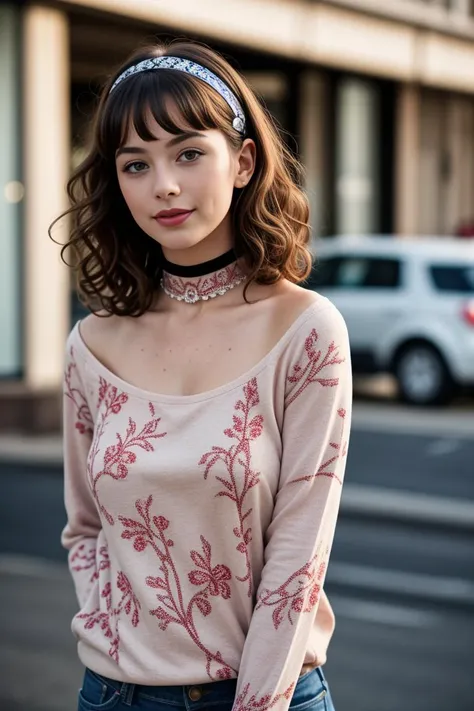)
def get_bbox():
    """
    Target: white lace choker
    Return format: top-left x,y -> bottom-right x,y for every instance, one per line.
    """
160,262 -> 246,304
